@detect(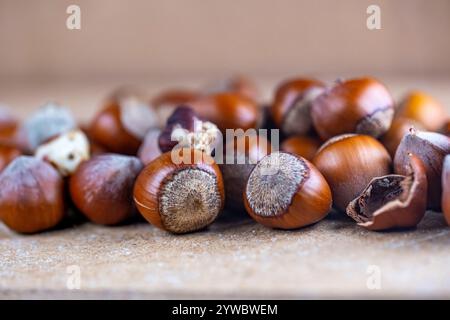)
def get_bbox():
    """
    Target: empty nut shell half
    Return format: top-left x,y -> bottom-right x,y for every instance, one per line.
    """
347,154 -> 427,231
